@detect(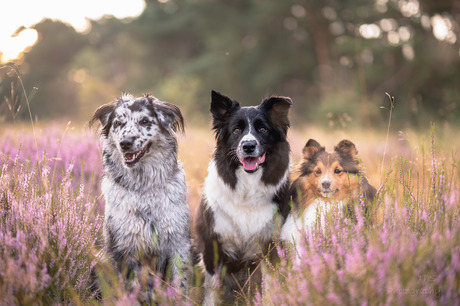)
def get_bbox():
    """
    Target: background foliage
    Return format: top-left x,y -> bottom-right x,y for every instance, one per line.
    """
1,0 -> 459,127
